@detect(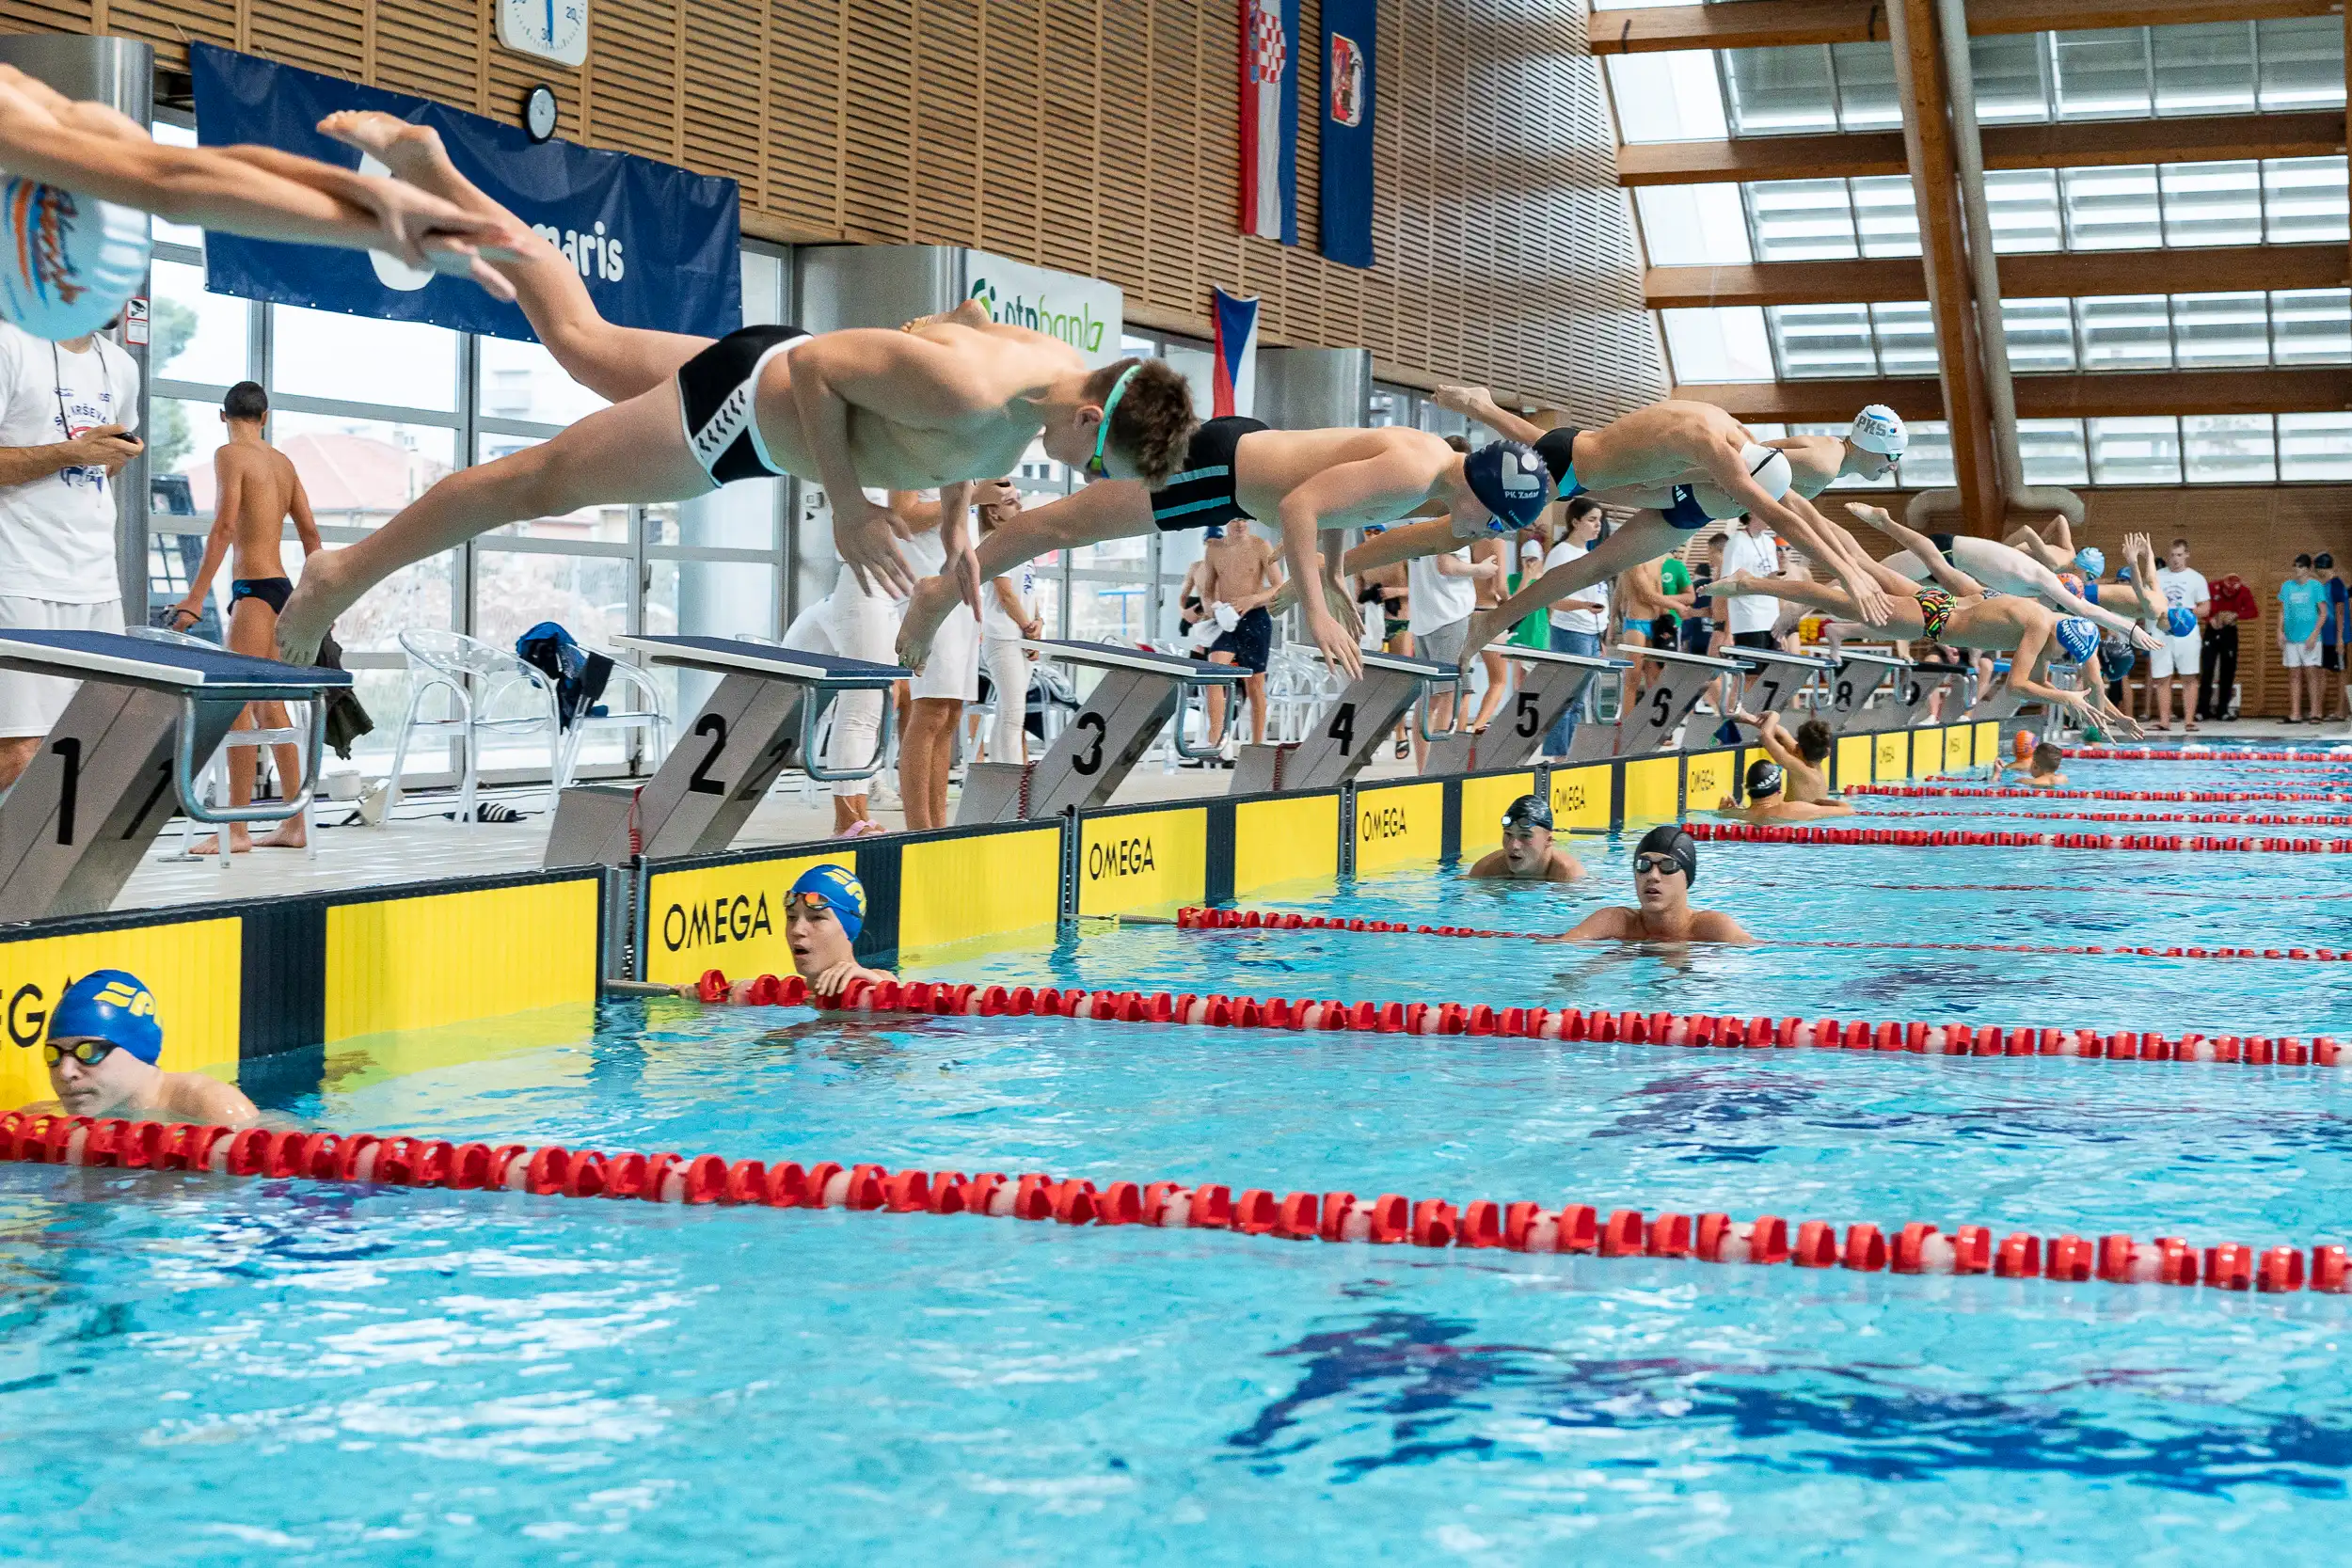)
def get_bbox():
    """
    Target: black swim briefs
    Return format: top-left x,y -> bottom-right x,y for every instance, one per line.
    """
1533,425 -> 1581,499
230,576 -> 293,615
1152,416 -> 1269,532
676,324 -> 813,485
